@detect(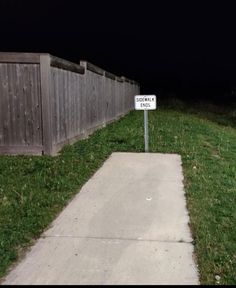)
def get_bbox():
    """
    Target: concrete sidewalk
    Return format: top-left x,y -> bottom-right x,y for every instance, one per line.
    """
2,153 -> 199,285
